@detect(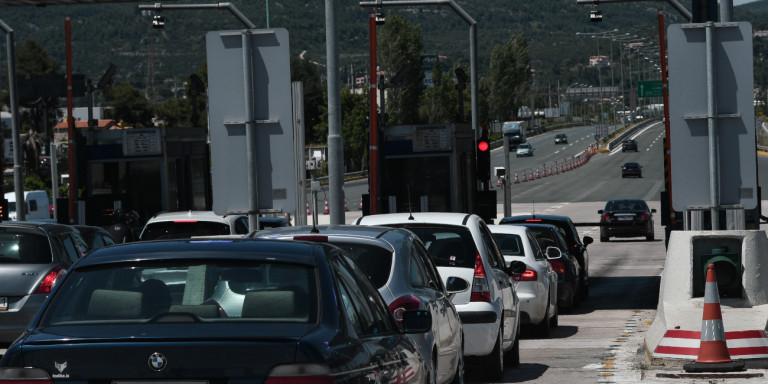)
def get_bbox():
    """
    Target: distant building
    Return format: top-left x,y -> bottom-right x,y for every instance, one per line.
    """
589,55 -> 610,68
